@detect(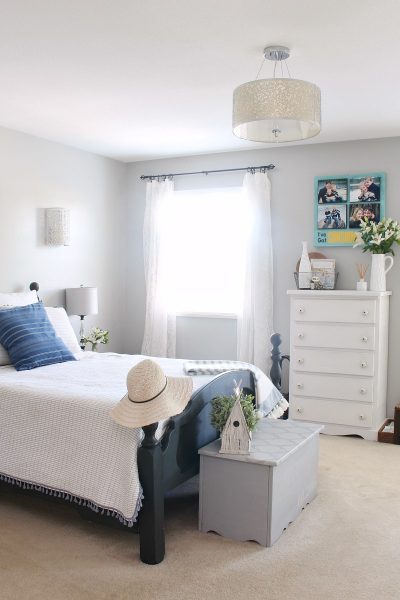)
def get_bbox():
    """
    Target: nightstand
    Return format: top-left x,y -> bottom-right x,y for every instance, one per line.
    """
198,419 -> 323,547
